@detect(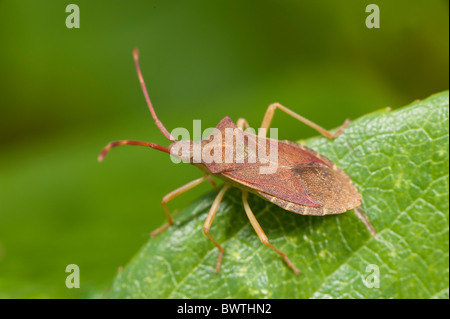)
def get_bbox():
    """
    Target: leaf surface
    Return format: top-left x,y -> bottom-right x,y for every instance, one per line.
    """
108,91 -> 449,298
